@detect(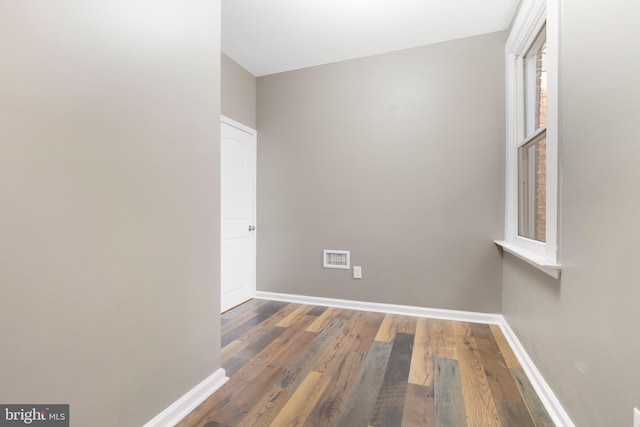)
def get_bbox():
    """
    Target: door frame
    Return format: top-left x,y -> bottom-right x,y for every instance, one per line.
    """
220,115 -> 257,312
